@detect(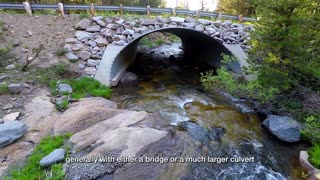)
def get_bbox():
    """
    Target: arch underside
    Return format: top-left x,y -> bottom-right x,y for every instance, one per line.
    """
95,27 -> 245,87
